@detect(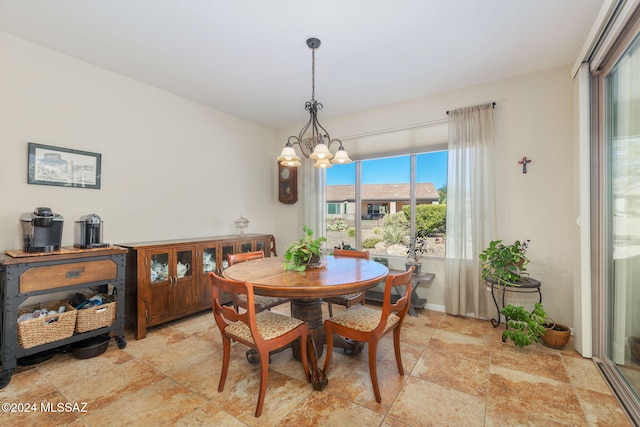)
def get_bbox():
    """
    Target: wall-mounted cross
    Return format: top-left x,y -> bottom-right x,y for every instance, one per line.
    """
518,156 -> 532,174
